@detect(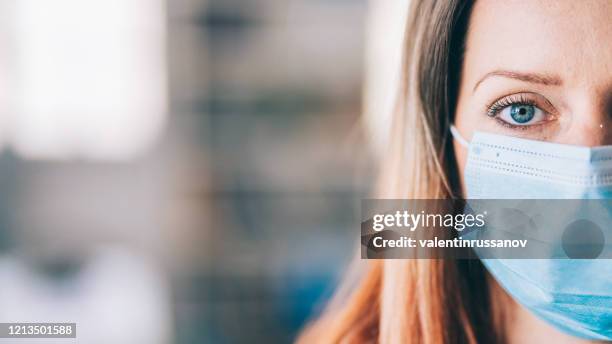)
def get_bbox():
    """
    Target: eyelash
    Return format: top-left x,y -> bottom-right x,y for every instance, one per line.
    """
485,93 -> 553,130
486,94 -> 534,117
